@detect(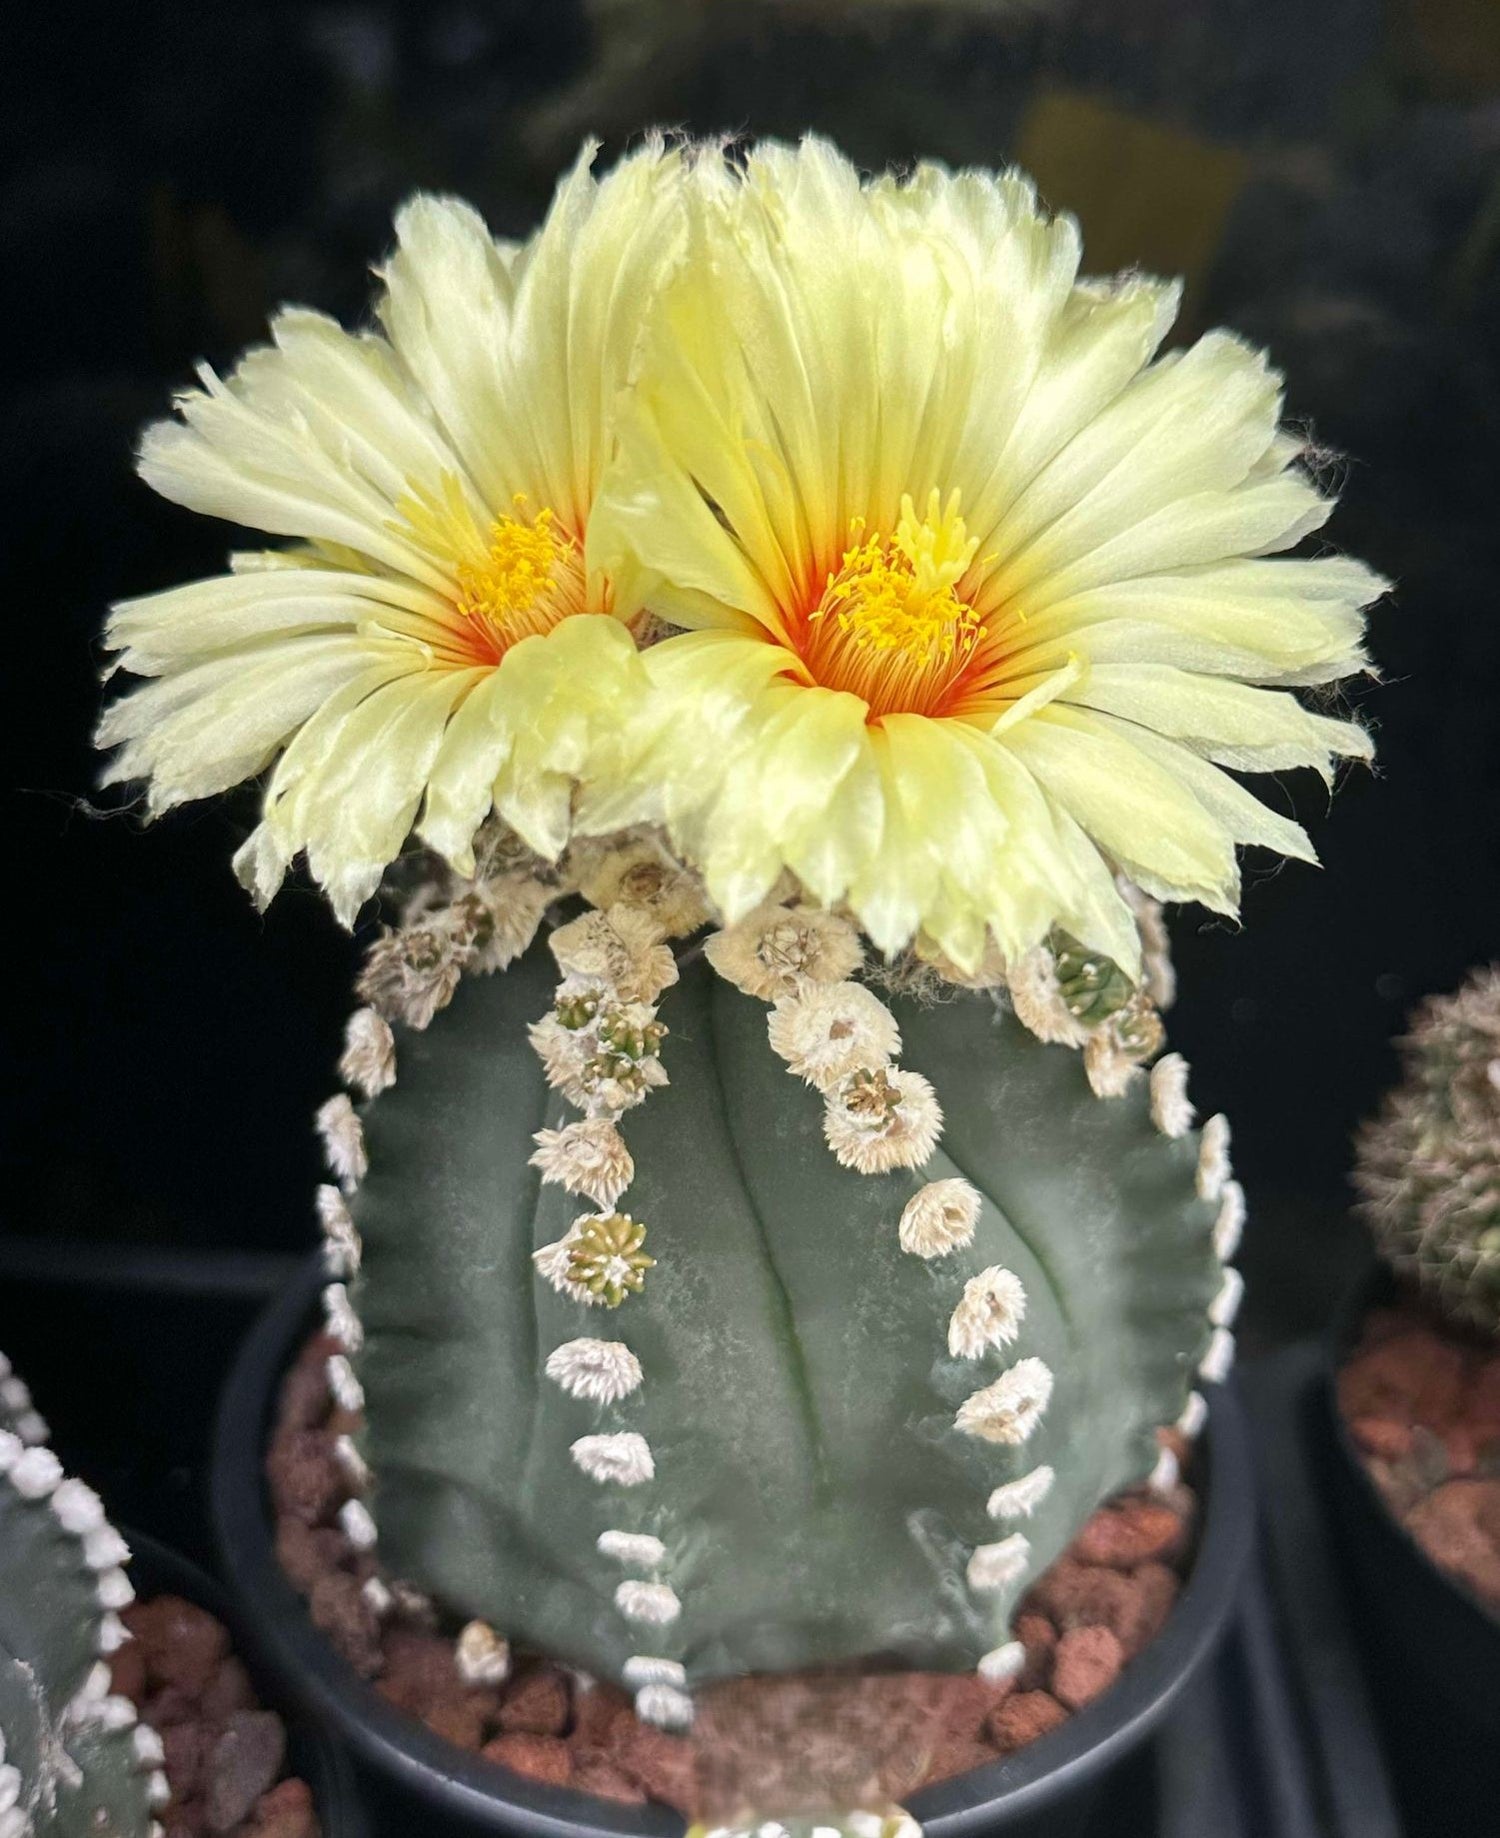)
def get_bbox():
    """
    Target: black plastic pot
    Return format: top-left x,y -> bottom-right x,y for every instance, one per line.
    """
1317,1263 -> 1500,1749
125,1526 -> 367,1838
213,1259 -> 1254,1838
